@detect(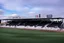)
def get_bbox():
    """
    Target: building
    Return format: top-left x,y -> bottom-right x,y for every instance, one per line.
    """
47,14 -> 53,18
